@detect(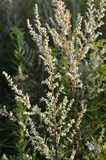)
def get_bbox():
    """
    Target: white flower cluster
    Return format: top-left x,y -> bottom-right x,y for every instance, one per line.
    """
1,153 -> 33,160
2,71 -> 31,109
23,154 -> 32,160
85,141 -> 102,153
52,0 -> 70,36
1,154 -> 8,160
85,128 -> 105,154
73,0 -> 106,59
81,44 -> 106,100
0,105 -> 16,121
27,4 -> 50,57
70,150 -> 76,160
76,100 -> 87,129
